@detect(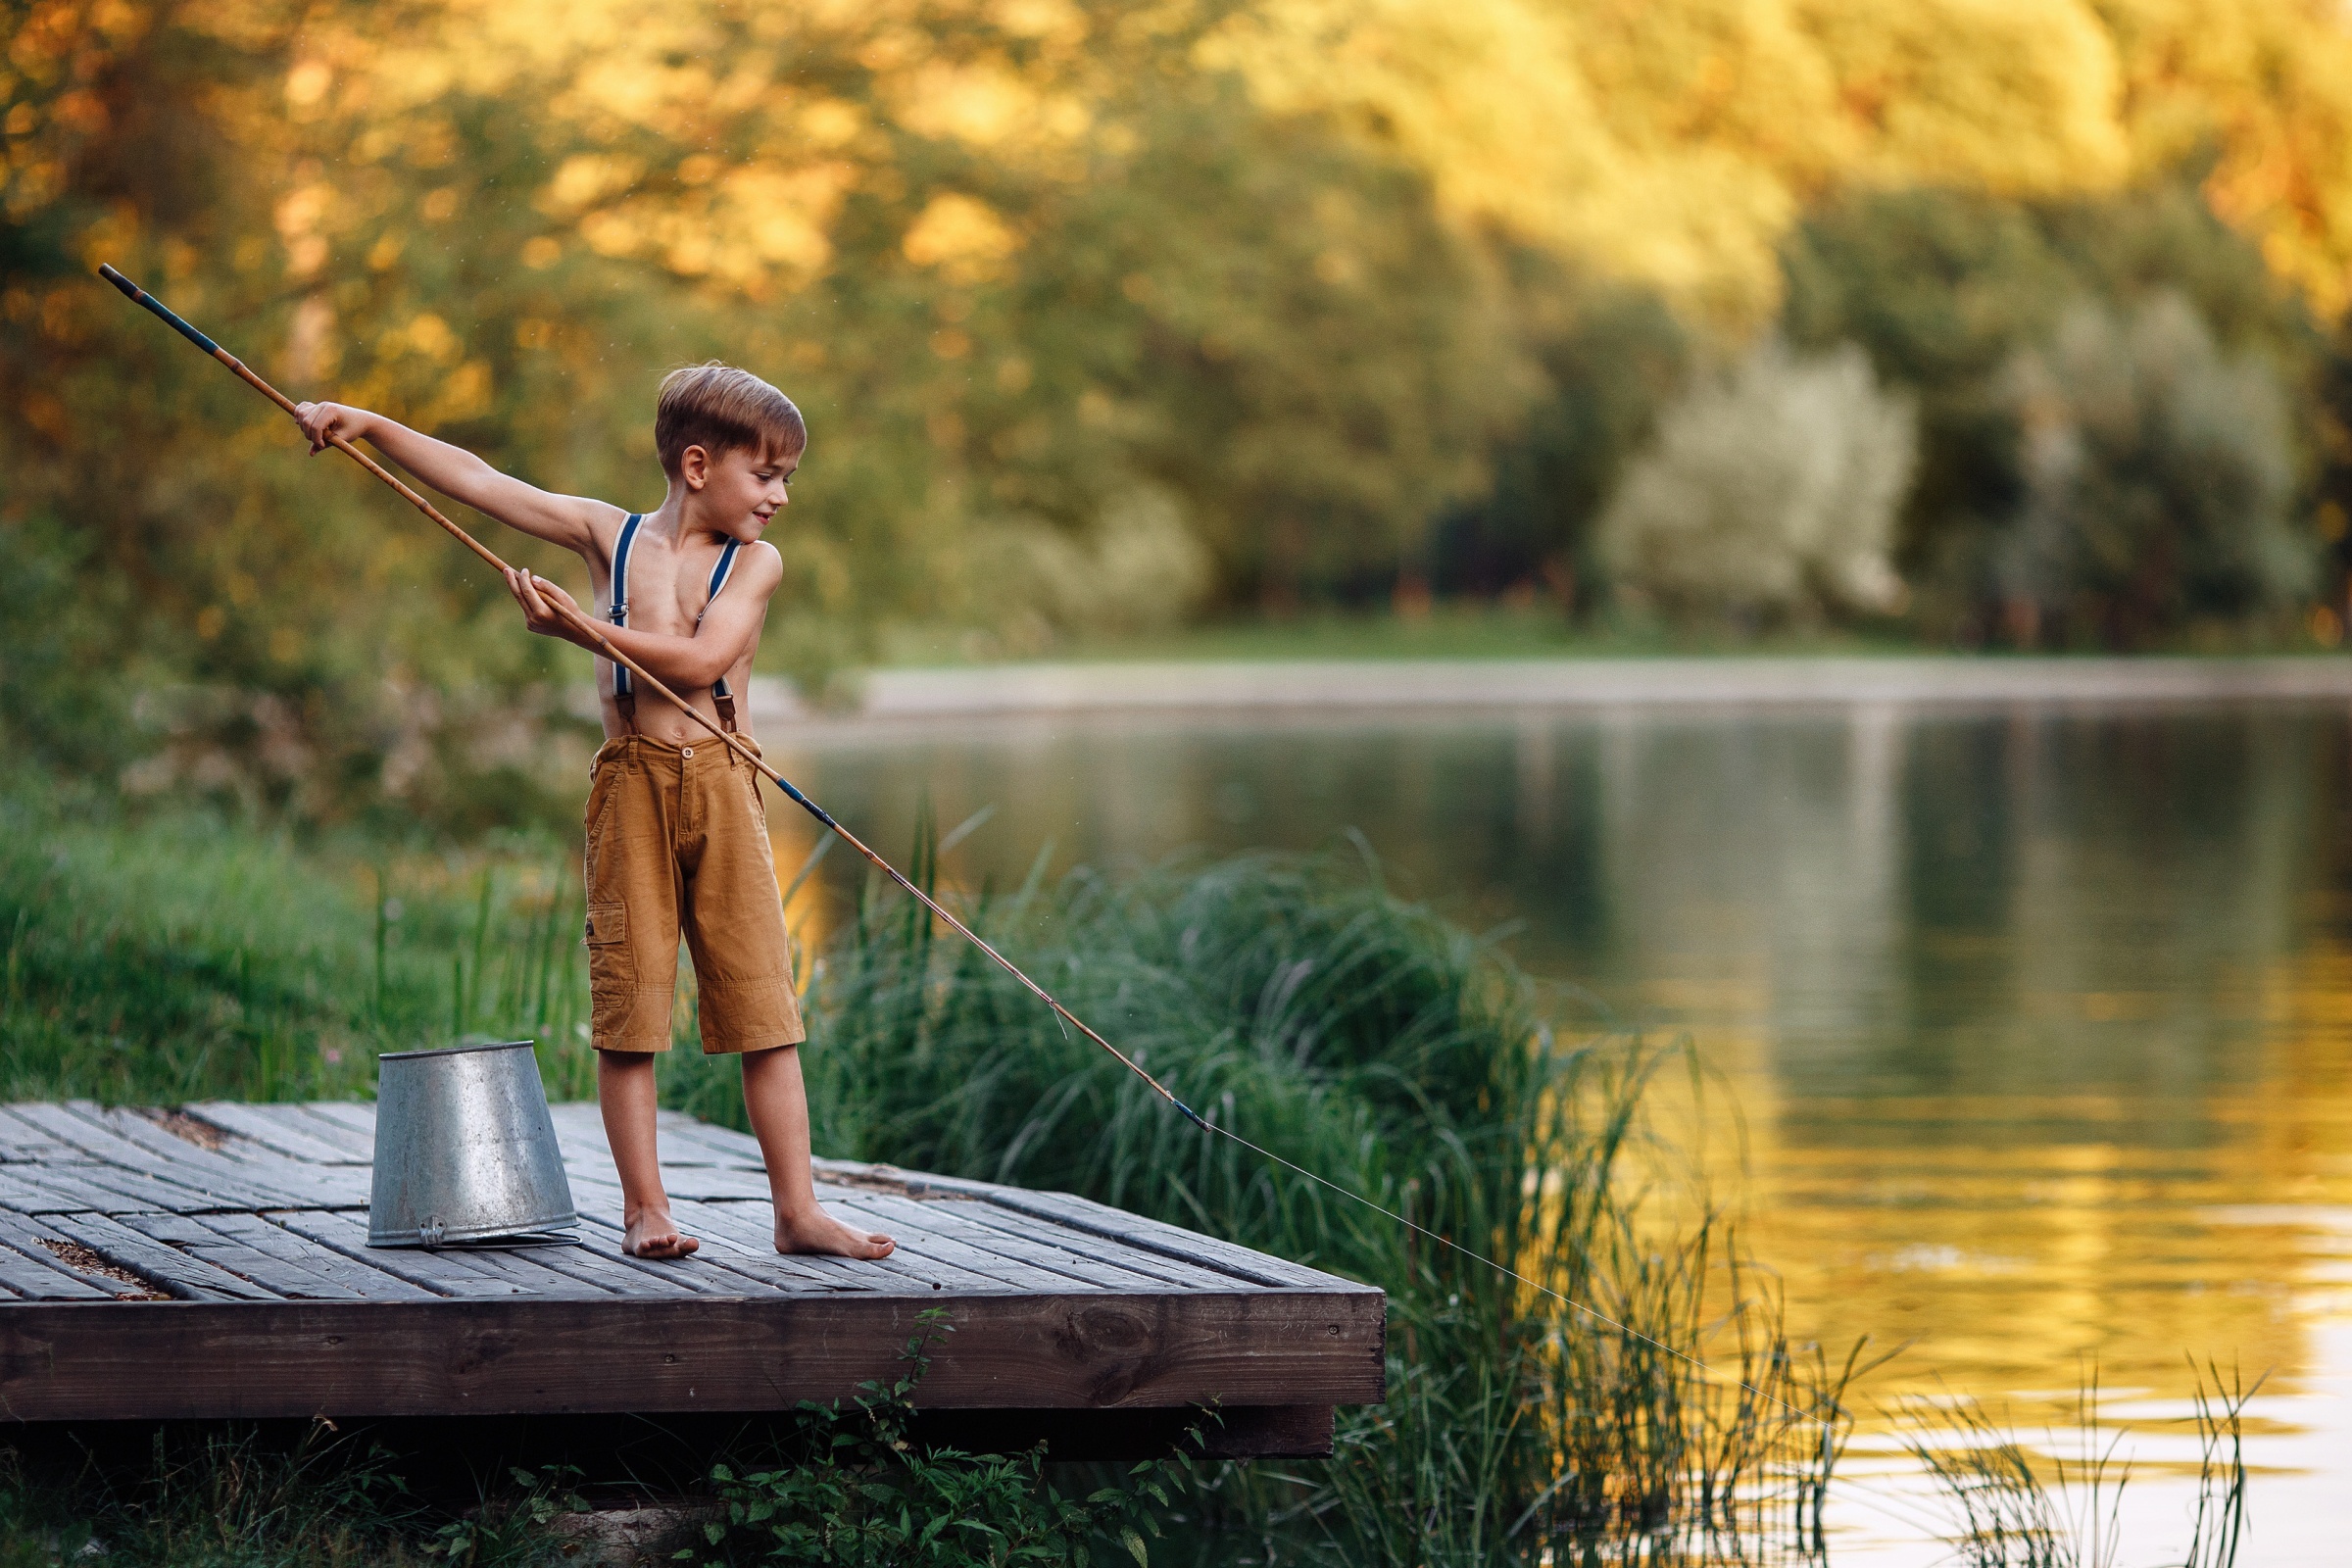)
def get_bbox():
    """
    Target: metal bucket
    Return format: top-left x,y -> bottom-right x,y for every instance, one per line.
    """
368,1041 -> 577,1249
